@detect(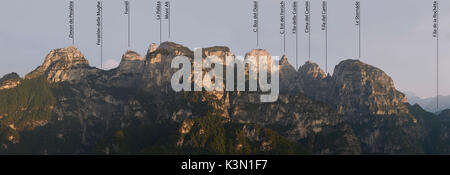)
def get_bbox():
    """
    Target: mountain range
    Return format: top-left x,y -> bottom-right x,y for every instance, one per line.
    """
405,92 -> 450,114
0,42 -> 449,155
